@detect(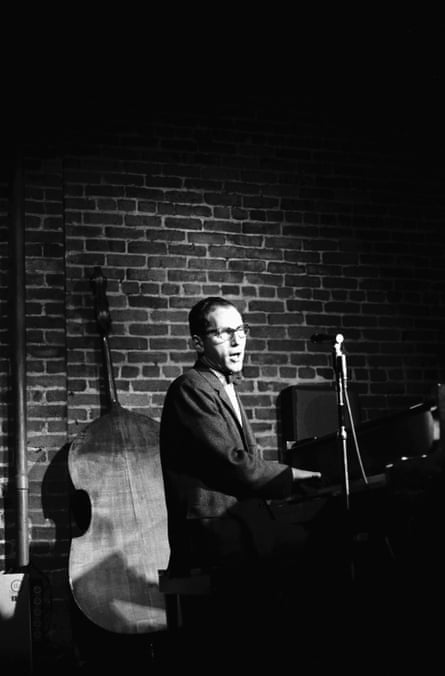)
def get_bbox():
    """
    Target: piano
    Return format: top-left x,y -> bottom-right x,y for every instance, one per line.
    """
269,400 -> 445,569
283,400 -> 437,489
